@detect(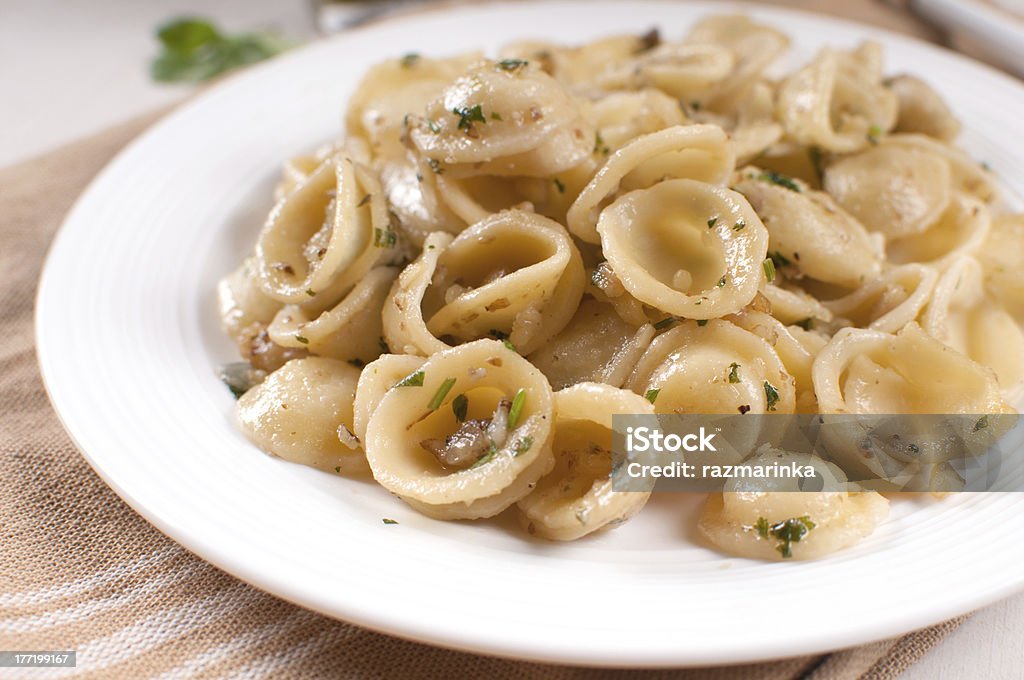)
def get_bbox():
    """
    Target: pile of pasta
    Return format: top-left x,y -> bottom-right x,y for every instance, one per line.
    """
218,15 -> 1024,559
